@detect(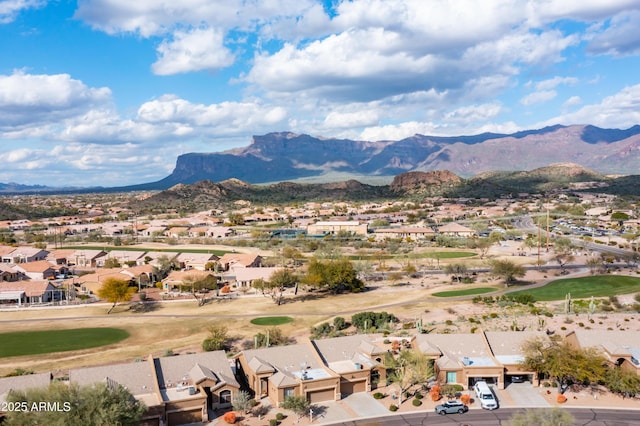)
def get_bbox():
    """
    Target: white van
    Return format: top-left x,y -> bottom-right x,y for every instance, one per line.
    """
474,381 -> 498,410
